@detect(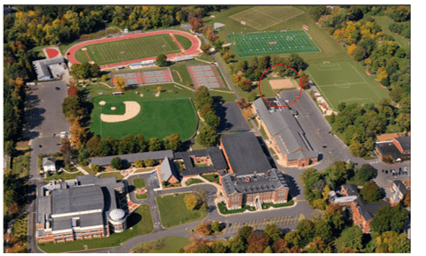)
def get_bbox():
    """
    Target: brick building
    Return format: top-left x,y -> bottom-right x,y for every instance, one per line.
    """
158,156 -> 181,184
375,136 -> 410,163
351,198 -> 391,233
389,180 -> 409,206
36,175 -> 127,243
221,169 -> 289,210
253,93 -> 318,167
